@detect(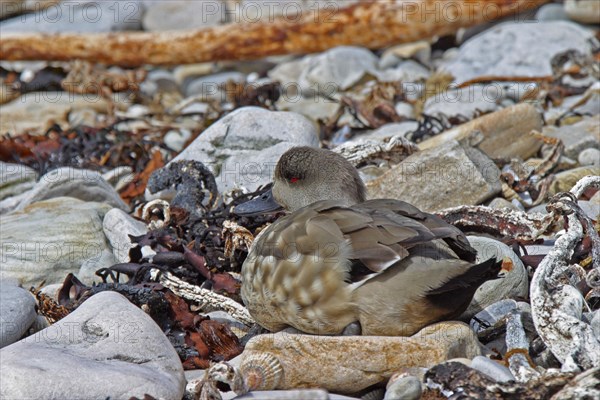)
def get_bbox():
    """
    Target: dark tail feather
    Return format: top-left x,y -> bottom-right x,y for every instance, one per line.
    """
425,257 -> 503,314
